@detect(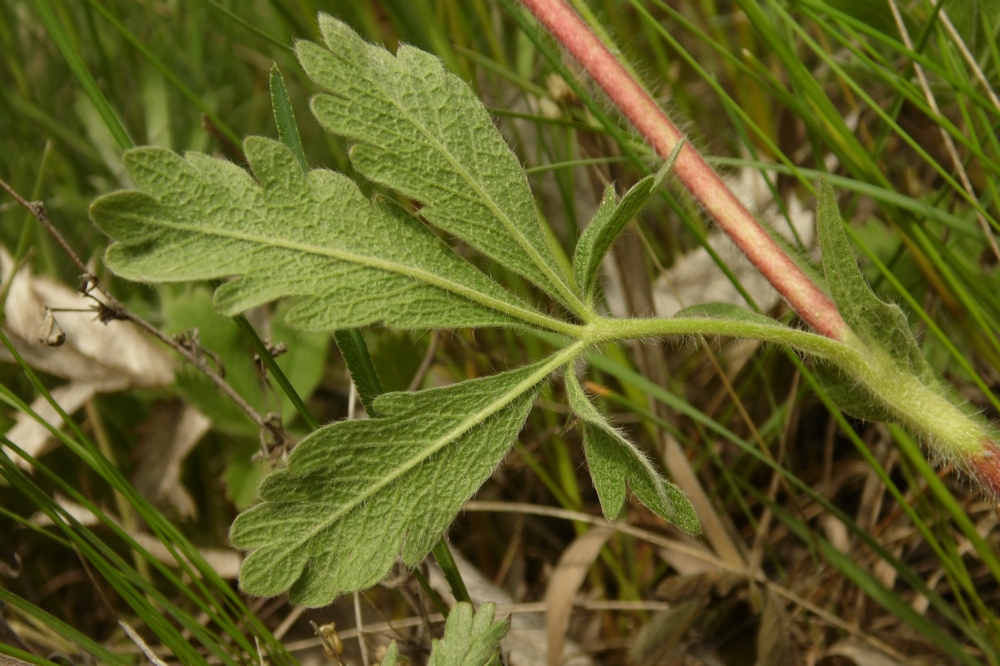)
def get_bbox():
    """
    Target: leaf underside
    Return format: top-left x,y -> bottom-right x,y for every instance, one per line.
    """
229,360 -> 550,607
816,179 -> 932,381
565,367 -> 699,534
298,14 -> 578,314
90,137 -> 551,332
